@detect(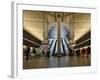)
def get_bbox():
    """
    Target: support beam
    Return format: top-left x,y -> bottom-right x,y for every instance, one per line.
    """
55,12 -> 57,22
43,12 -> 48,43
57,14 -> 61,53
69,13 -> 74,41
